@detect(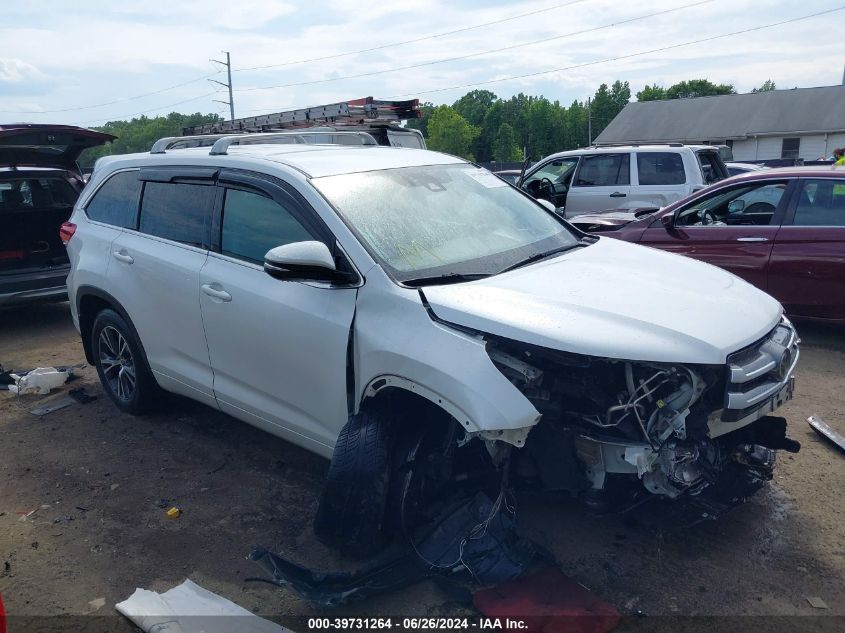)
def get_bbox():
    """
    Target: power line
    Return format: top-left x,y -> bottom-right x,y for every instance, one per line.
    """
232,0 -> 589,72
74,92 -> 218,126
235,0 -> 712,93
0,72 -> 221,115
382,6 -> 845,99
